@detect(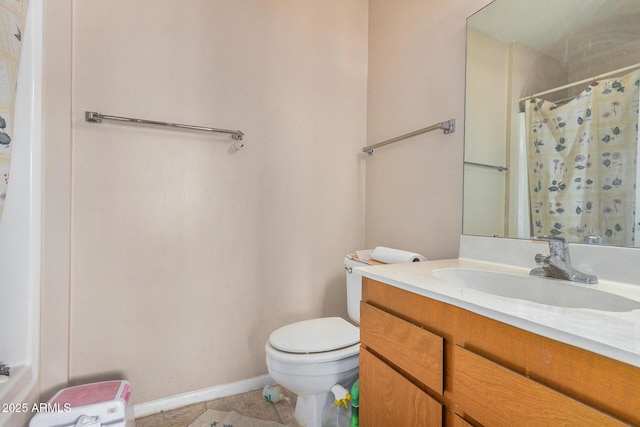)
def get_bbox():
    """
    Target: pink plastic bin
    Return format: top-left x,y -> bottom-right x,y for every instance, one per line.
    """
29,380 -> 134,427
